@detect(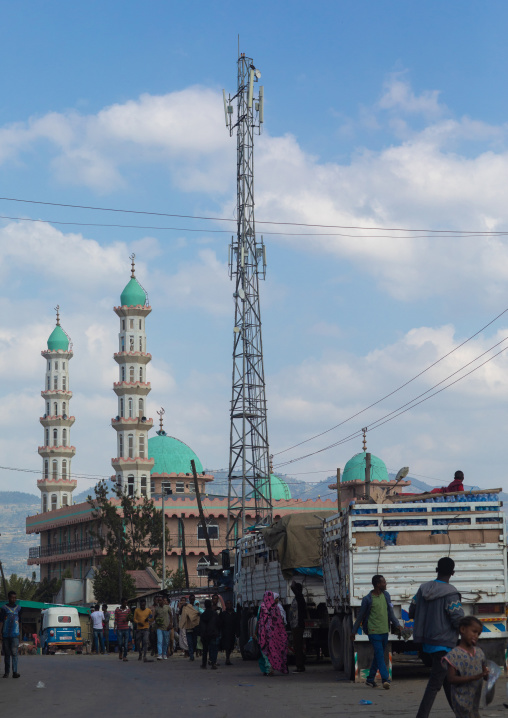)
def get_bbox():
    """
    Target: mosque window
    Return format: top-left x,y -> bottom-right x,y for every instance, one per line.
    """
121,336 -> 125,351
62,460 -> 67,479
139,337 -> 143,351
161,481 -> 171,494
48,361 -> 51,371
175,481 -> 185,494
53,429 -> 58,446
140,475 -> 147,497
128,398 -> 133,418
62,429 -> 67,447
120,398 -> 124,416
62,362 -> 65,370
54,402 -> 58,416
129,366 -> 135,382
122,320 -> 125,330
42,495 -> 47,512
62,402 -> 66,415
121,366 -> 126,382
45,429 -> 49,445
62,376 -> 67,390
47,377 -> 50,390
129,335 -> 134,350
138,398 -> 143,414
139,319 -> 142,330
117,474 -> 122,486
51,494 -> 57,511
44,460 -> 49,479
62,494 -> 68,506
150,480 -> 155,494
139,367 -> 143,382
55,361 -> 58,370
118,435 -> 123,457
139,435 -> 145,458
53,375 -> 58,390
129,319 -> 134,329
127,475 -> 135,497
198,522 -> 219,540
128,434 -> 134,458
46,402 -> 50,415
52,460 -> 58,480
